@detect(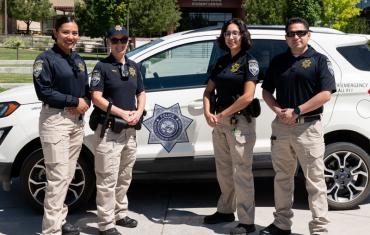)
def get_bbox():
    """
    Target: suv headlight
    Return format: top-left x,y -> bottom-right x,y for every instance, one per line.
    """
0,101 -> 20,118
